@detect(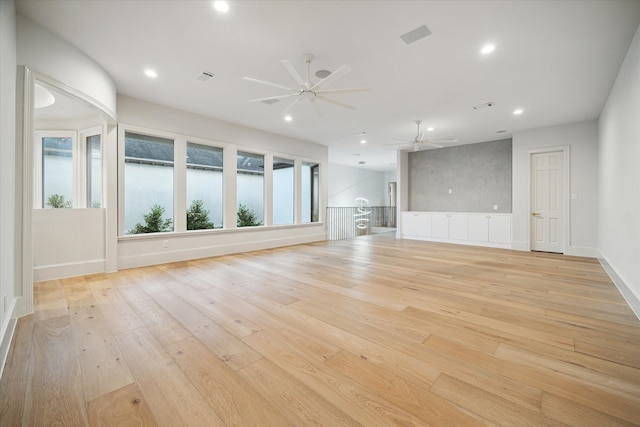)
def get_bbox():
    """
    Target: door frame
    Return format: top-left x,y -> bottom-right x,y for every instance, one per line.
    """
527,145 -> 571,254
